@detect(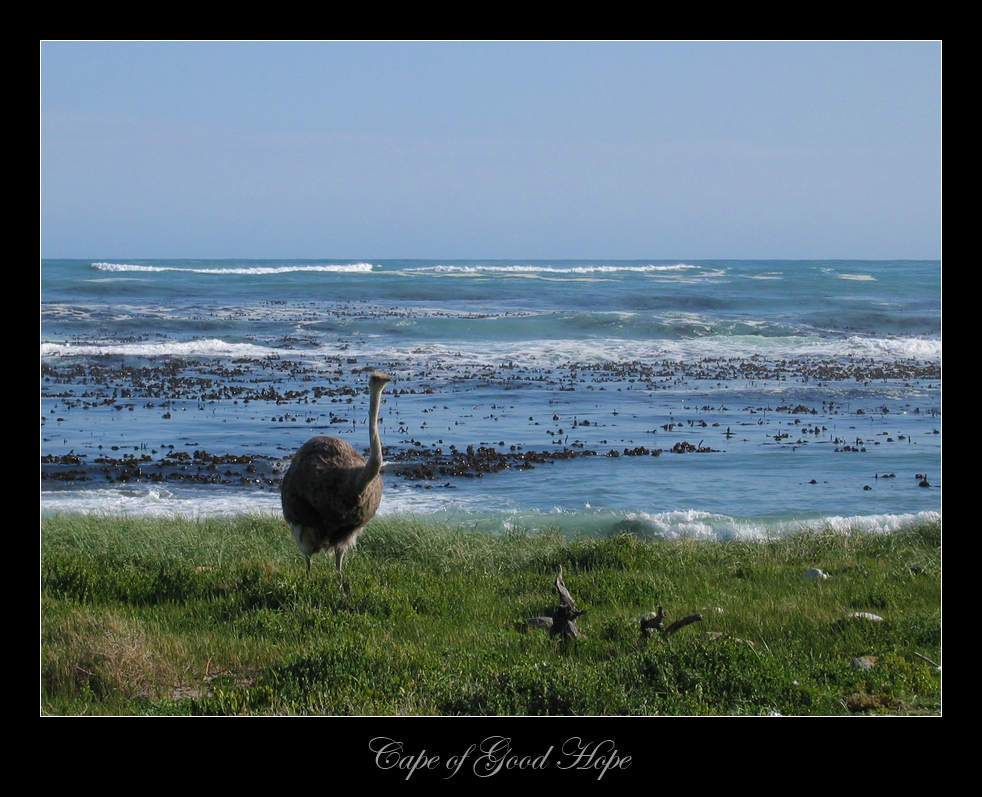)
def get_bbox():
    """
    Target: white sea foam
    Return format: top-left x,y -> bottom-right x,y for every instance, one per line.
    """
41,329 -> 940,369
92,262 -> 375,274
410,263 -> 699,275
337,333 -> 941,370
617,509 -> 940,541
41,338 -> 279,358
646,267 -> 729,282
40,486 -> 282,518
652,334 -> 941,362
42,482 -> 937,542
